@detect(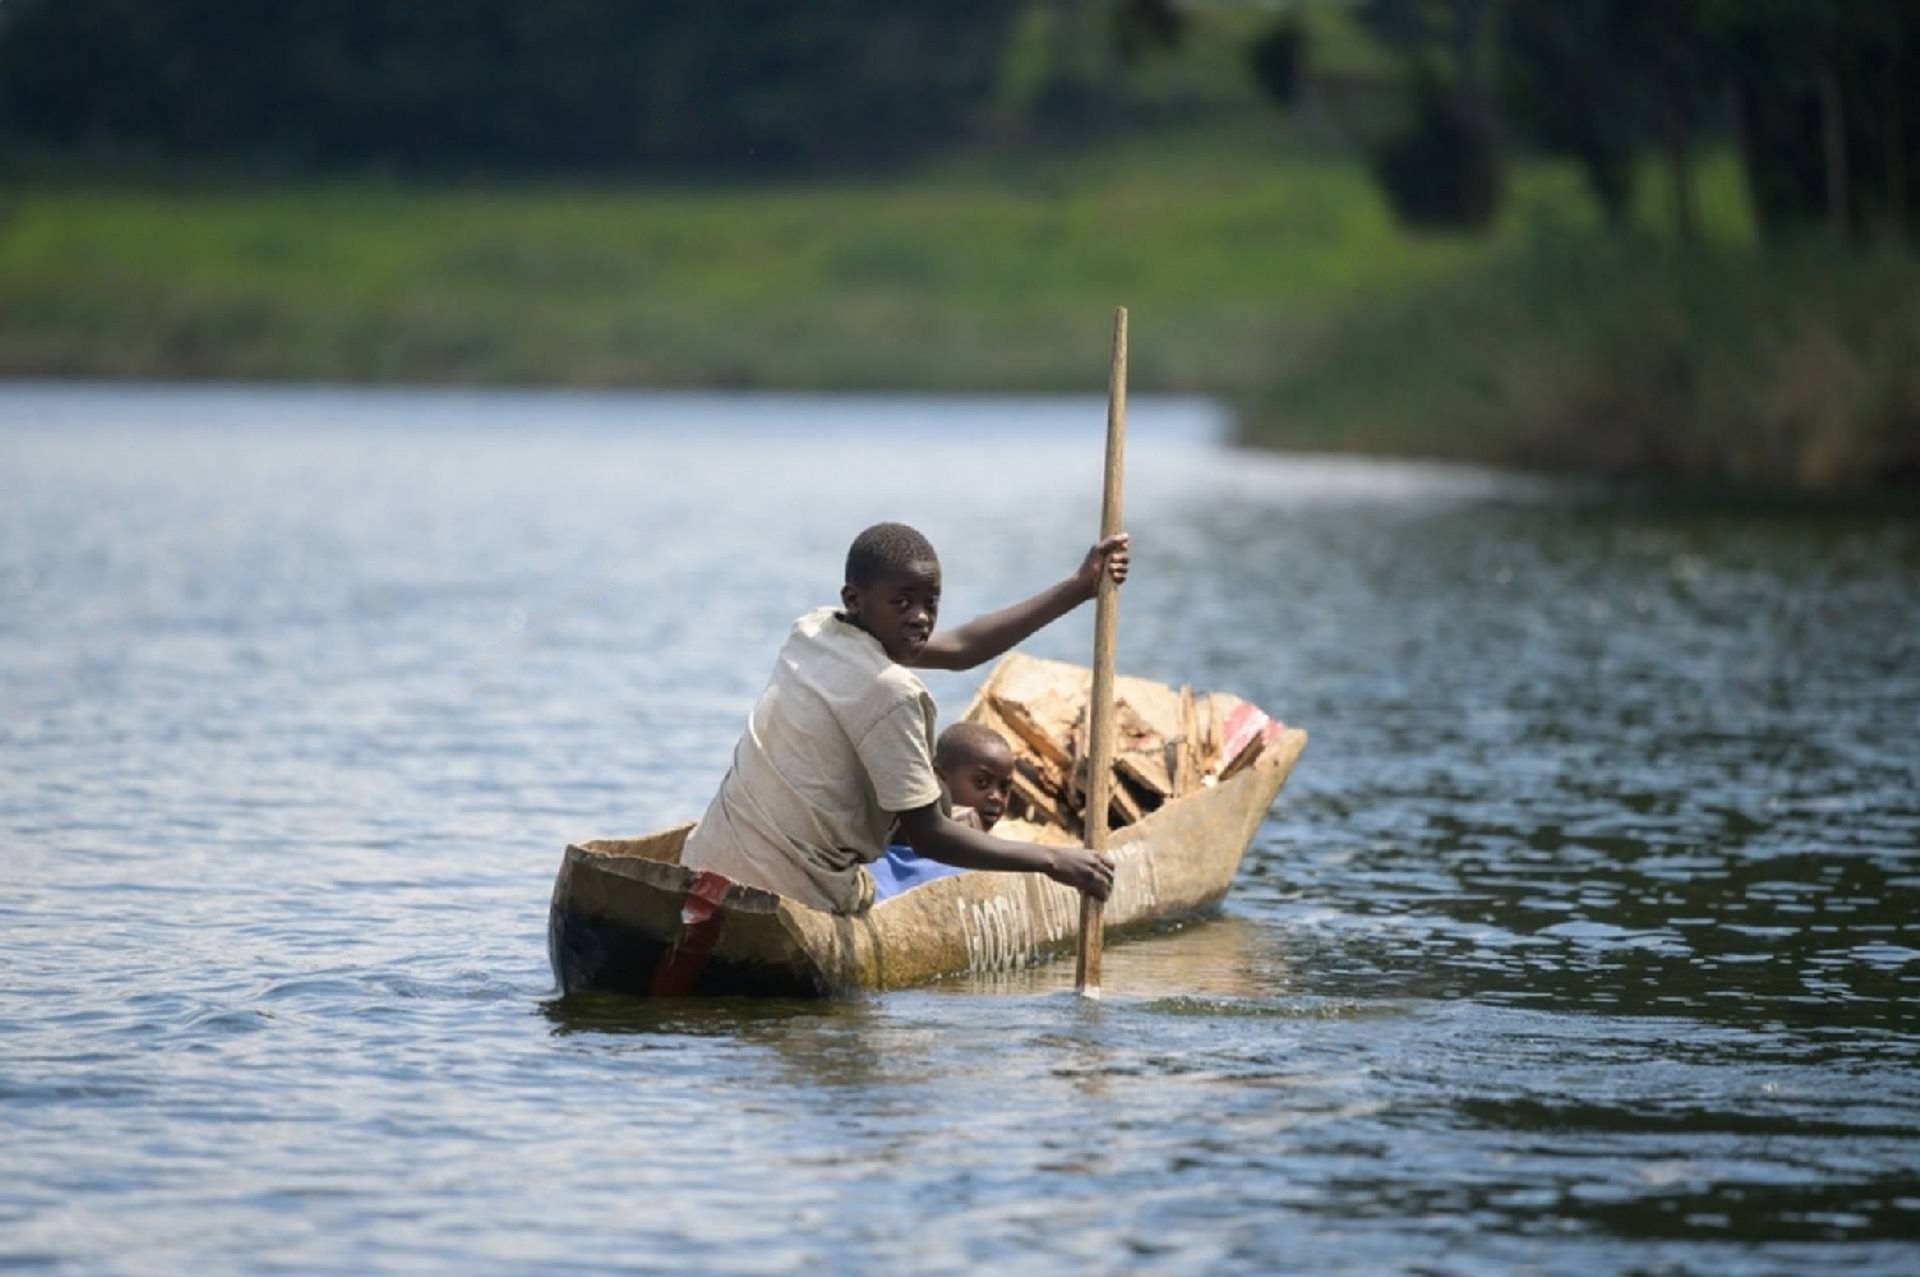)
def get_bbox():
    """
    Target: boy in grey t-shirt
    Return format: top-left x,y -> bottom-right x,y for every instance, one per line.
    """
681,521 -> 1126,913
